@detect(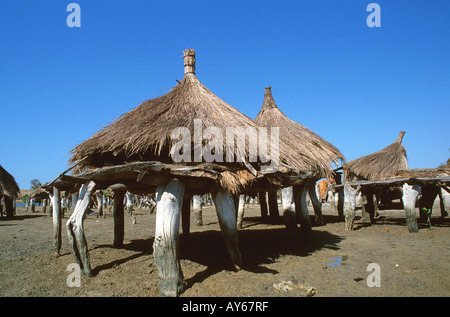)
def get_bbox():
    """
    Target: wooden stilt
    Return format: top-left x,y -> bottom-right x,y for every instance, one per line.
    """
402,183 -> 421,233
236,194 -> 246,229
307,181 -> 324,225
258,192 -> 268,219
181,196 -> 191,235
293,184 -> 311,232
213,189 -> 243,270
192,195 -> 203,226
52,186 -> 61,256
66,181 -> 96,276
362,189 -> 376,224
113,189 -> 126,247
267,190 -> 279,219
343,185 -> 358,231
280,187 -> 296,230
438,188 -> 448,217
153,179 -> 186,297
